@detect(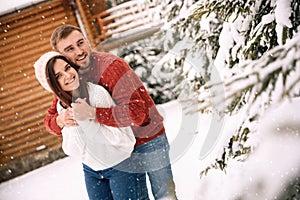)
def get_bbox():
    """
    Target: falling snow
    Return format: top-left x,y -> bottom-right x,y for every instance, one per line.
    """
0,0 -> 299,199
